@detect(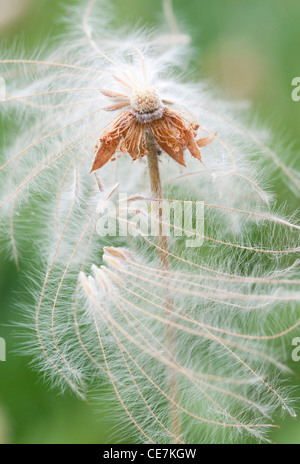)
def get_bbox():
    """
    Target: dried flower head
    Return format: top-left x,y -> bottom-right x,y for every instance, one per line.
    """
0,0 -> 300,445
91,86 -> 215,171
